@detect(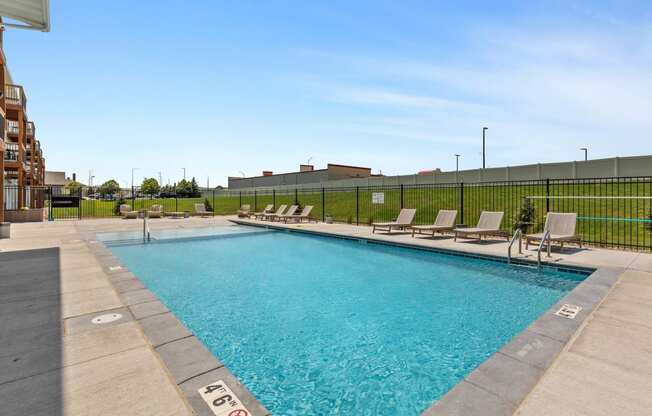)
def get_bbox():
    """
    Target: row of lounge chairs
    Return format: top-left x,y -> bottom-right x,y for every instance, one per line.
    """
119,203 -> 213,219
239,204 -> 316,223
234,204 -> 582,250
371,208 -> 581,249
